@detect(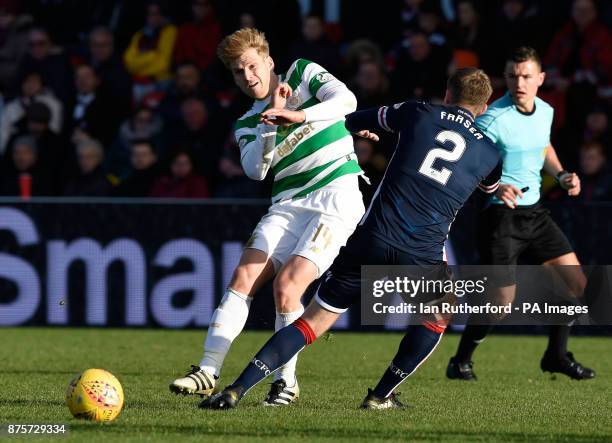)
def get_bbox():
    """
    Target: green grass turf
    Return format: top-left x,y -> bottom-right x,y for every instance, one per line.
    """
0,328 -> 610,442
